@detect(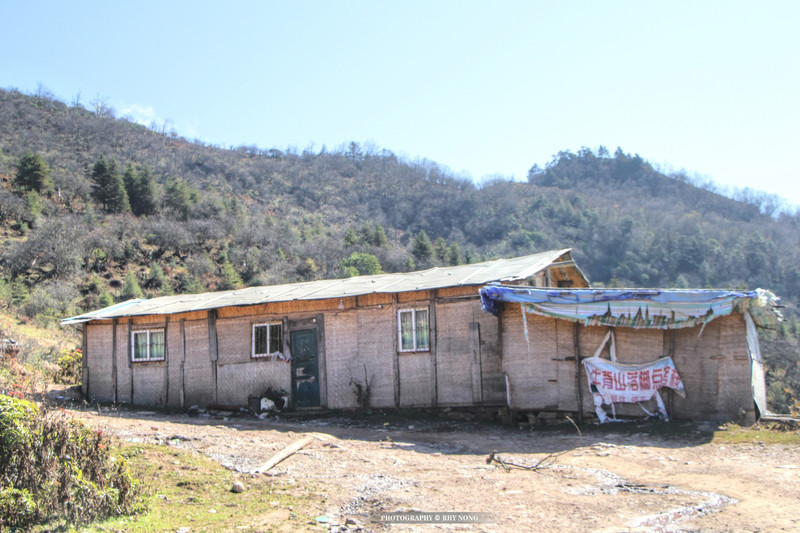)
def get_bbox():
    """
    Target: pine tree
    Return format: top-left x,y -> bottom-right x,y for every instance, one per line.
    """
14,152 -> 53,194
163,178 -> 197,220
373,224 -> 388,247
137,166 -> 159,216
90,157 -> 130,213
447,242 -> 462,266
434,237 -> 449,263
124,164 -> 159,217
411,230 -> 434,263
219,260 -> 244,290
121,271 -> 144,300
147,263 -> 168,291
344,227 -> 359,247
